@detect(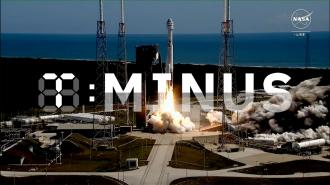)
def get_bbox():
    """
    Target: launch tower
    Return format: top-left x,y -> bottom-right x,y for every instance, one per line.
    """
217,0 -> 237,148
96,0 -> 108,107
116,0 -> 130,125
95,0 -> 113,147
